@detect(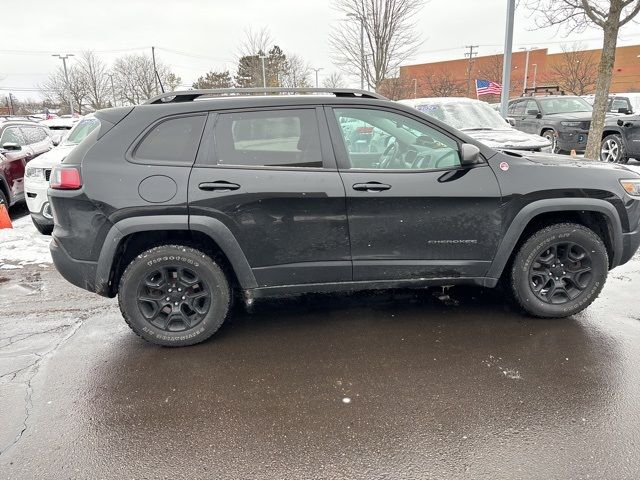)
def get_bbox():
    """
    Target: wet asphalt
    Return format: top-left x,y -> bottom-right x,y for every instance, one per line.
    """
1,215 -> 640,479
